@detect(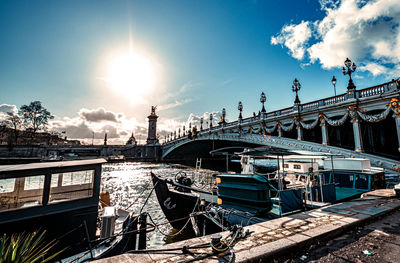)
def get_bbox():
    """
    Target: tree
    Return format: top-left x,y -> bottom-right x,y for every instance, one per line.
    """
19,101 -> 54,133
3,112 -> 22,144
